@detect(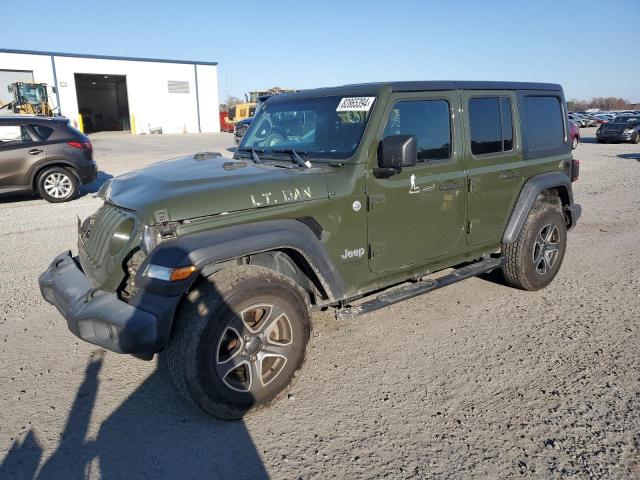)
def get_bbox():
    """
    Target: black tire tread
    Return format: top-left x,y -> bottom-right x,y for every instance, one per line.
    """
162,265 -> 309,419
502,203 -> 564,291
